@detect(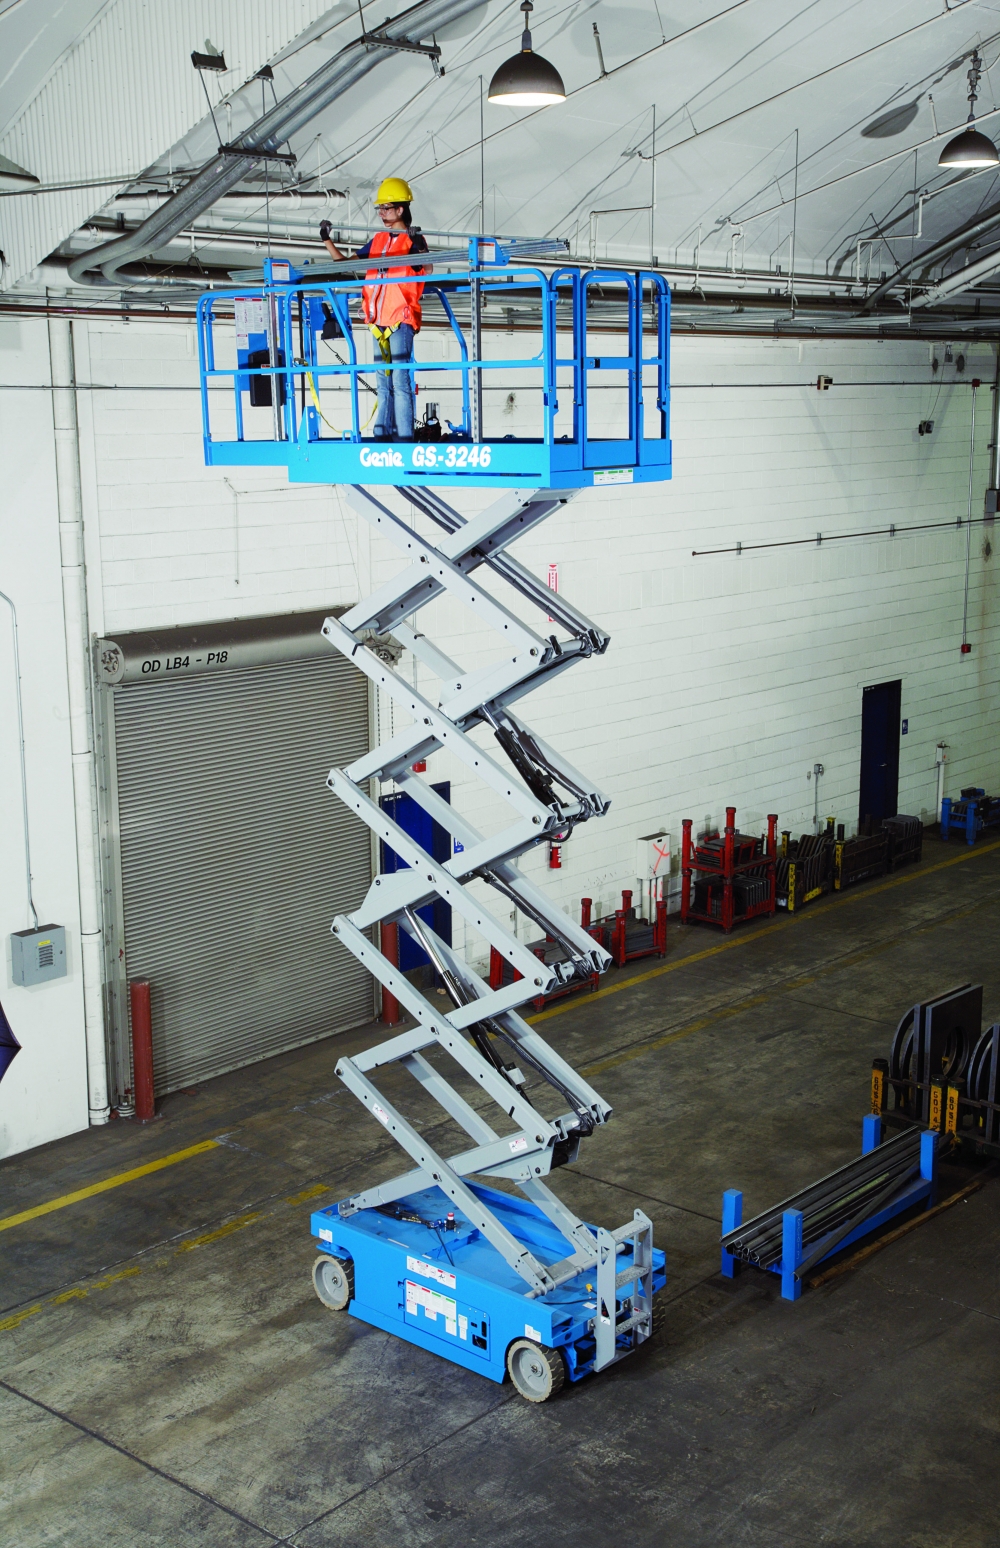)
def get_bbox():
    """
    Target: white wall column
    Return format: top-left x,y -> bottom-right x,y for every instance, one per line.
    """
48,313 -> 109,1124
